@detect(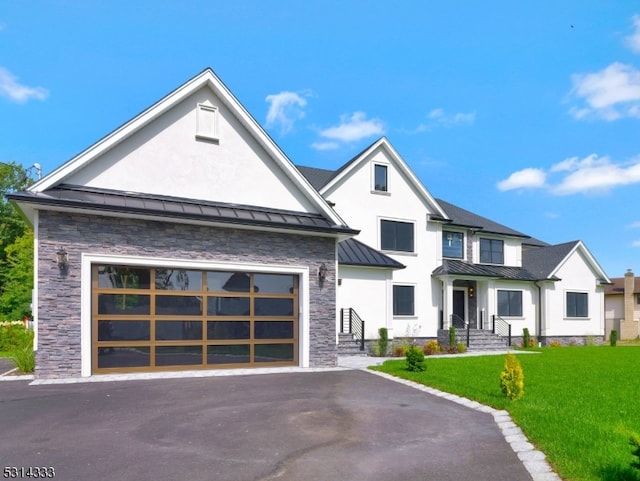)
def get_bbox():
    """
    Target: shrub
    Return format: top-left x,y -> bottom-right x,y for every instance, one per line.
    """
448,326 -> 456,346
393,344 -> 406,357
9,327 -> 34,373
446,344 -> 458,354
499,352 -> 524,400
377,327 -> 389,356
456,342 -> 467,354
405,345 -> 426,372
630,432 -> 640,471
0,321 -> 31,352
423,340 -> 441,356
549,341 -> 562,348
610,330 -> 618,347
522,328 -> 530,348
